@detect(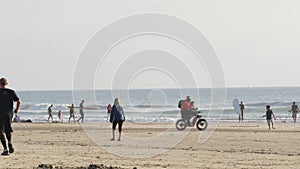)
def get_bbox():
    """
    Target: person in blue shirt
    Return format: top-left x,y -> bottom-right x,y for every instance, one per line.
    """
110,98 -> 125,141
